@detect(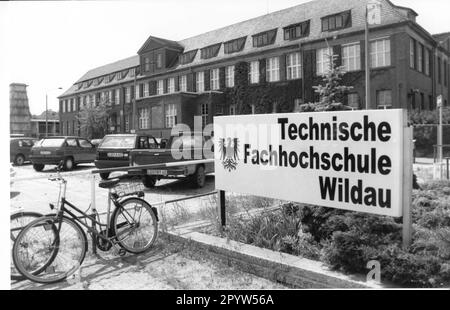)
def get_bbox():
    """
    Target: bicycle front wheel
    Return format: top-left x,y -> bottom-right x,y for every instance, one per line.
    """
12,215 -> 87,284
10,211 -> 43,281
111,198 -> 158,254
